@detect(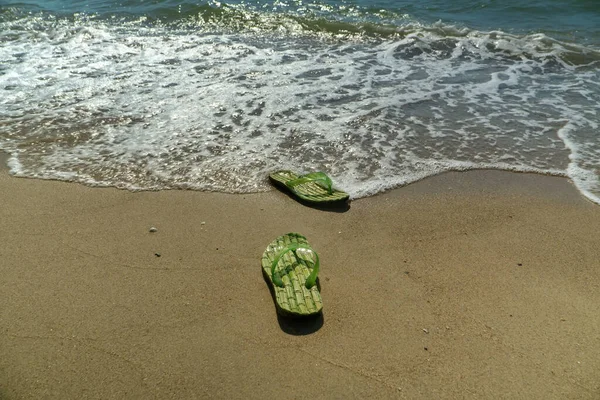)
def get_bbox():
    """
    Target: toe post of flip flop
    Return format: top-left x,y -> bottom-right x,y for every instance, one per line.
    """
269,170 -> 349,204
261,233 -> 323,318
